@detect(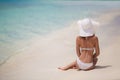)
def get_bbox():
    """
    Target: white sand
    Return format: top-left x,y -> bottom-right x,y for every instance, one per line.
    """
0,10 -> 120,80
